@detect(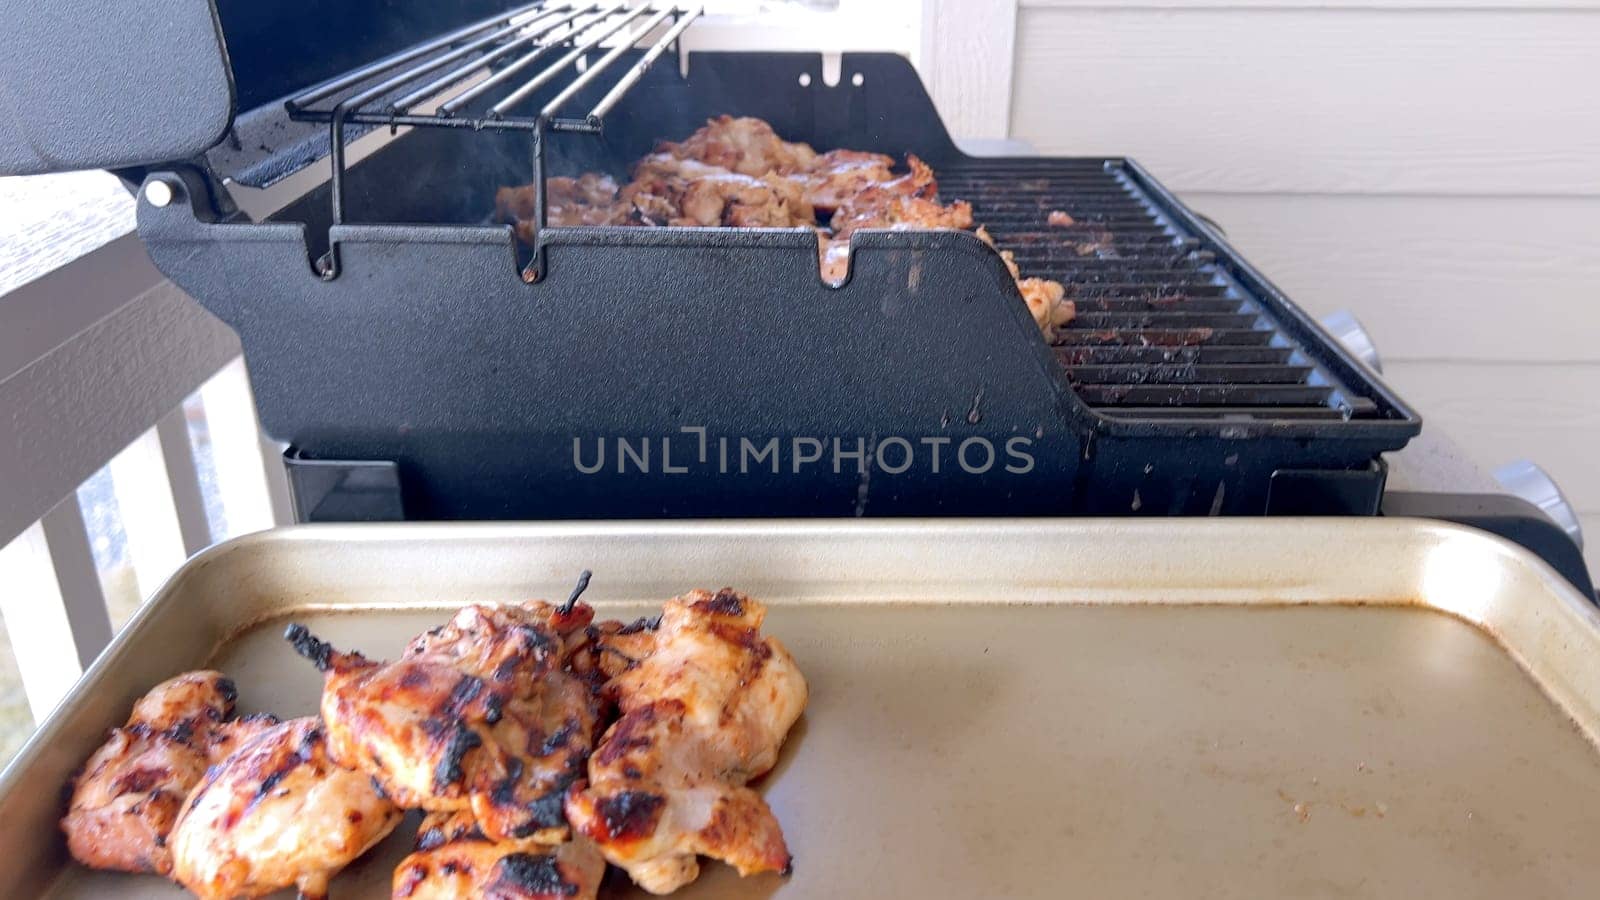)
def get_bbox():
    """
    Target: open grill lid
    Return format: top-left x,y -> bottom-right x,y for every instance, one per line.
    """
0,0 -> 532,177
0,0 -> 233,176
